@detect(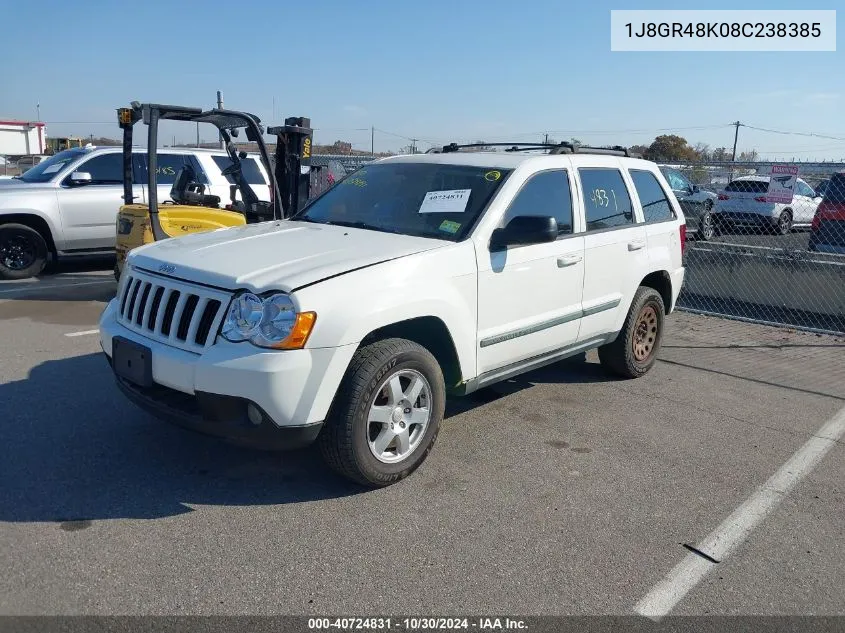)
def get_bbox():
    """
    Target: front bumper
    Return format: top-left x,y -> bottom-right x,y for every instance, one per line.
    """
99,299 -> 357,450
109,359 -> 323,450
